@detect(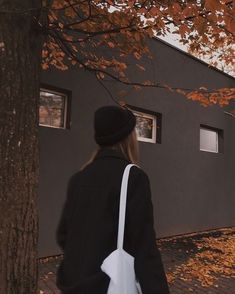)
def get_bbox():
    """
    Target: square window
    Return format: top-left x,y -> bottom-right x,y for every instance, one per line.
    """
126,105 -> 162,144
39,85 -> 71,129
200,125 -> 223,153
